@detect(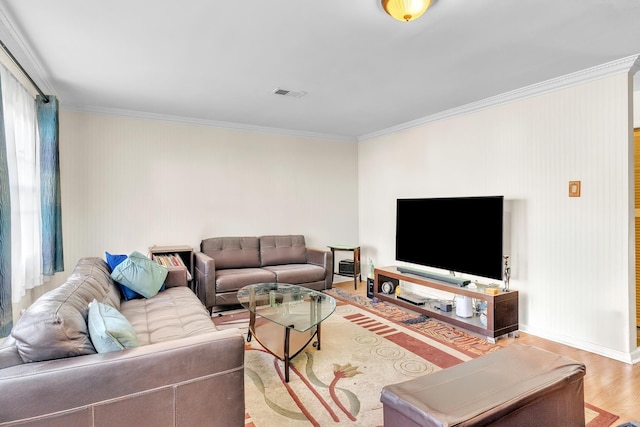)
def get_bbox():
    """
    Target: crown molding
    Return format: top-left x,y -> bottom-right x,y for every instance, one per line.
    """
0,8 -> 56,97
359,54 -> 640,142
629,54 -> 640,77
62,105 -> 358,143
